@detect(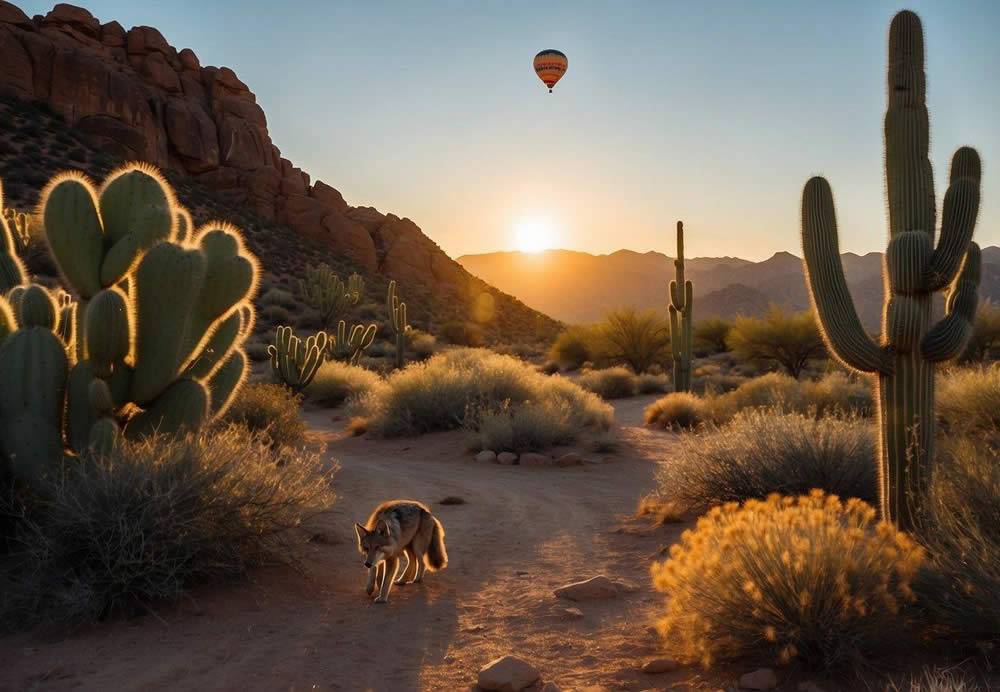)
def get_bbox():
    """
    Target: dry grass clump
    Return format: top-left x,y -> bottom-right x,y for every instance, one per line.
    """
222,382 -> 305,448
0,428 -> 335,629
356,349 -> 613,442
915,436 -> 1000,642
306,360 -> 382,408
652,491 -> 923,671
473,401 -> 577,453
644,392 -> 709,431
937,366 -> 1000,435
636,373 -> 670,394
578,366 -> 637,399
659,409 -> 877,512
707,371 -> 872,423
